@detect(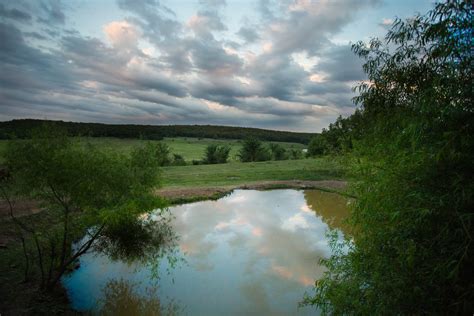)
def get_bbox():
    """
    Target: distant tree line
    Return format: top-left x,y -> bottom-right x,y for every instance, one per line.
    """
0,119 -> 315,144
